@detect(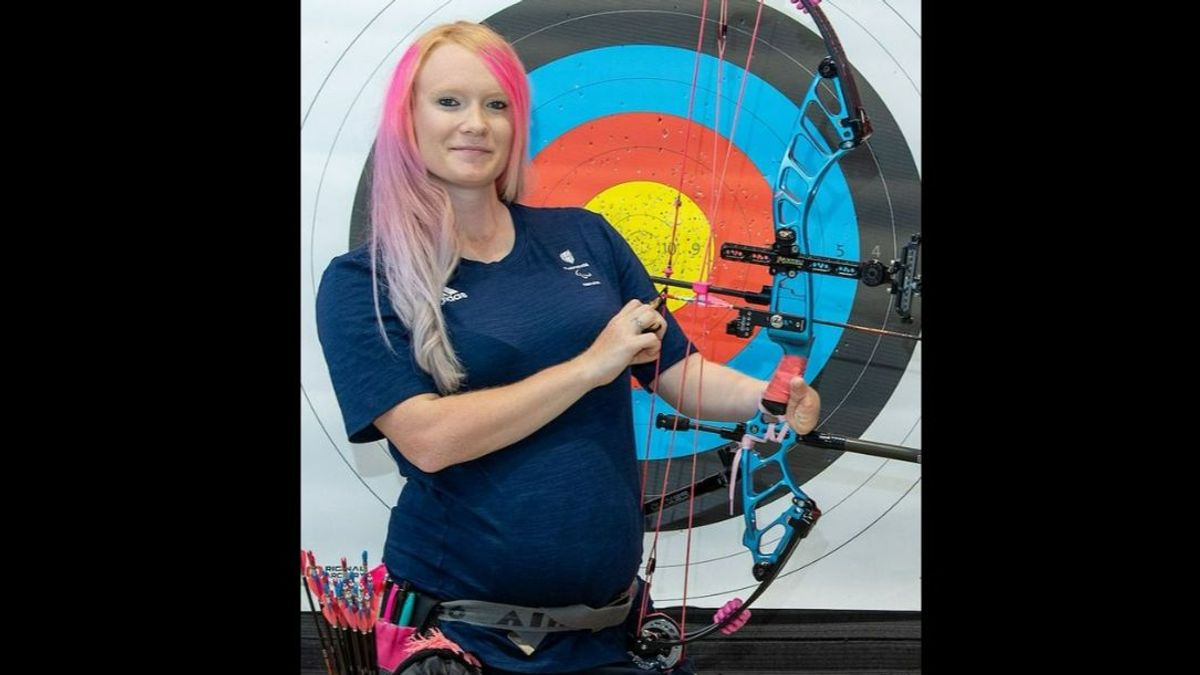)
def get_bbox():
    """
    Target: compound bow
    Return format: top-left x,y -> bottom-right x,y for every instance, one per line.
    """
630,0 -> 922,666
